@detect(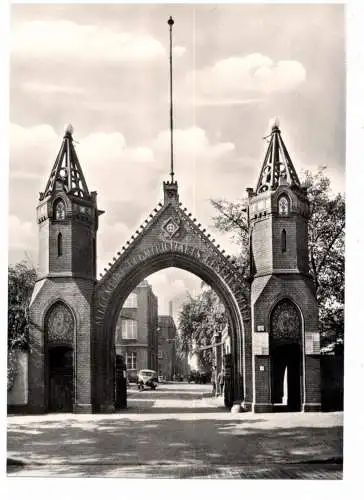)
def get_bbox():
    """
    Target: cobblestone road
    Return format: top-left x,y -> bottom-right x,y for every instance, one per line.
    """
7,383 -> 343,479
